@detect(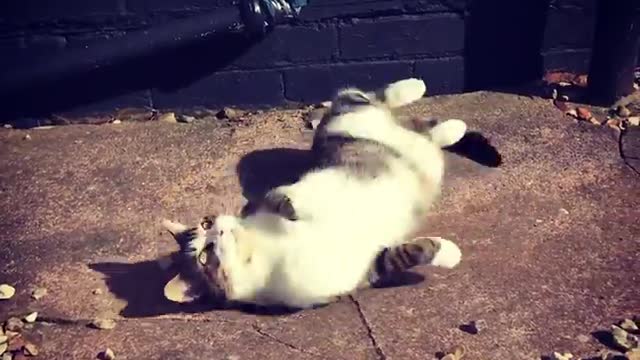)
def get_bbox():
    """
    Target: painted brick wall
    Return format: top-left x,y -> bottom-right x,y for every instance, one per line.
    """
0,0 -> 608,120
